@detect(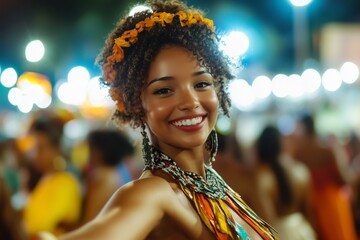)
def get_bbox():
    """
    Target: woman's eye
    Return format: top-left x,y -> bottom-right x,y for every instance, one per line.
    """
195,81 -> 212,89
153,88 -> 172,95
